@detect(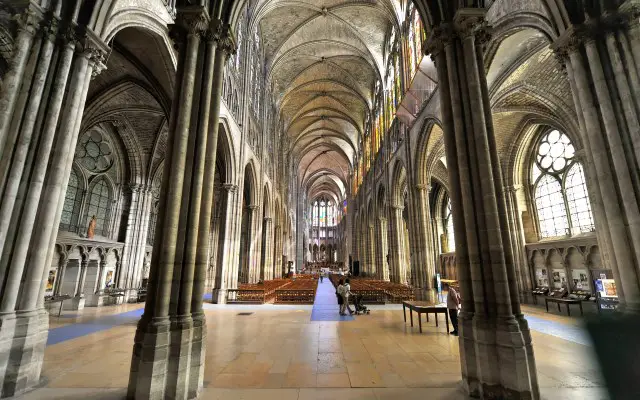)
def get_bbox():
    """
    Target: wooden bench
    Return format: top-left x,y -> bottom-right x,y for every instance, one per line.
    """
402,301 -> 449,333
227,289 -> 266,304
545,297 -> 584,316
275,289 -> 315,304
